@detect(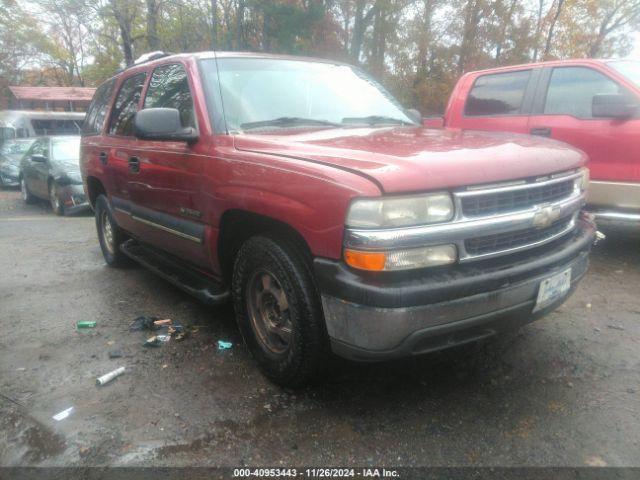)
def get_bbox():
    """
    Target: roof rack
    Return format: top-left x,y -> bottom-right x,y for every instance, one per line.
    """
115,51 -> 173,74
133,51 -> 171,65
